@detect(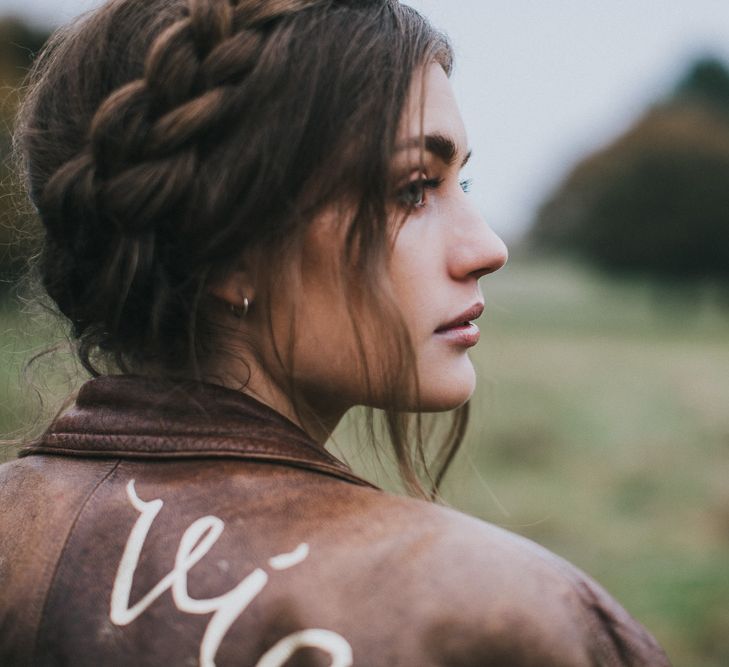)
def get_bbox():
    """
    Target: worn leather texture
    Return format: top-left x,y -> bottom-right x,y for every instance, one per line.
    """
0,375 -> 672,666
